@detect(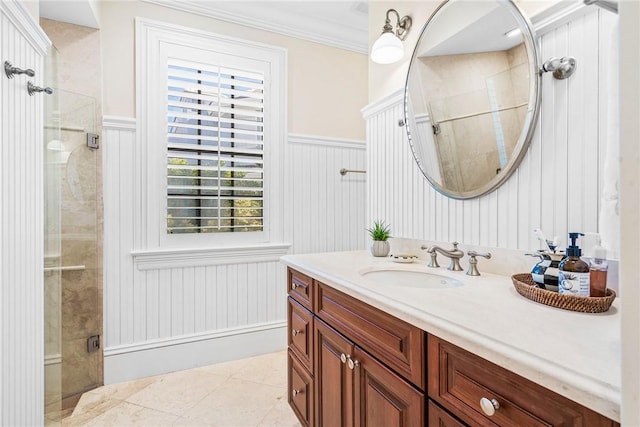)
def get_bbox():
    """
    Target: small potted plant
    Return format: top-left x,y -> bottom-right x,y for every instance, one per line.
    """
368,220 -> 391,257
